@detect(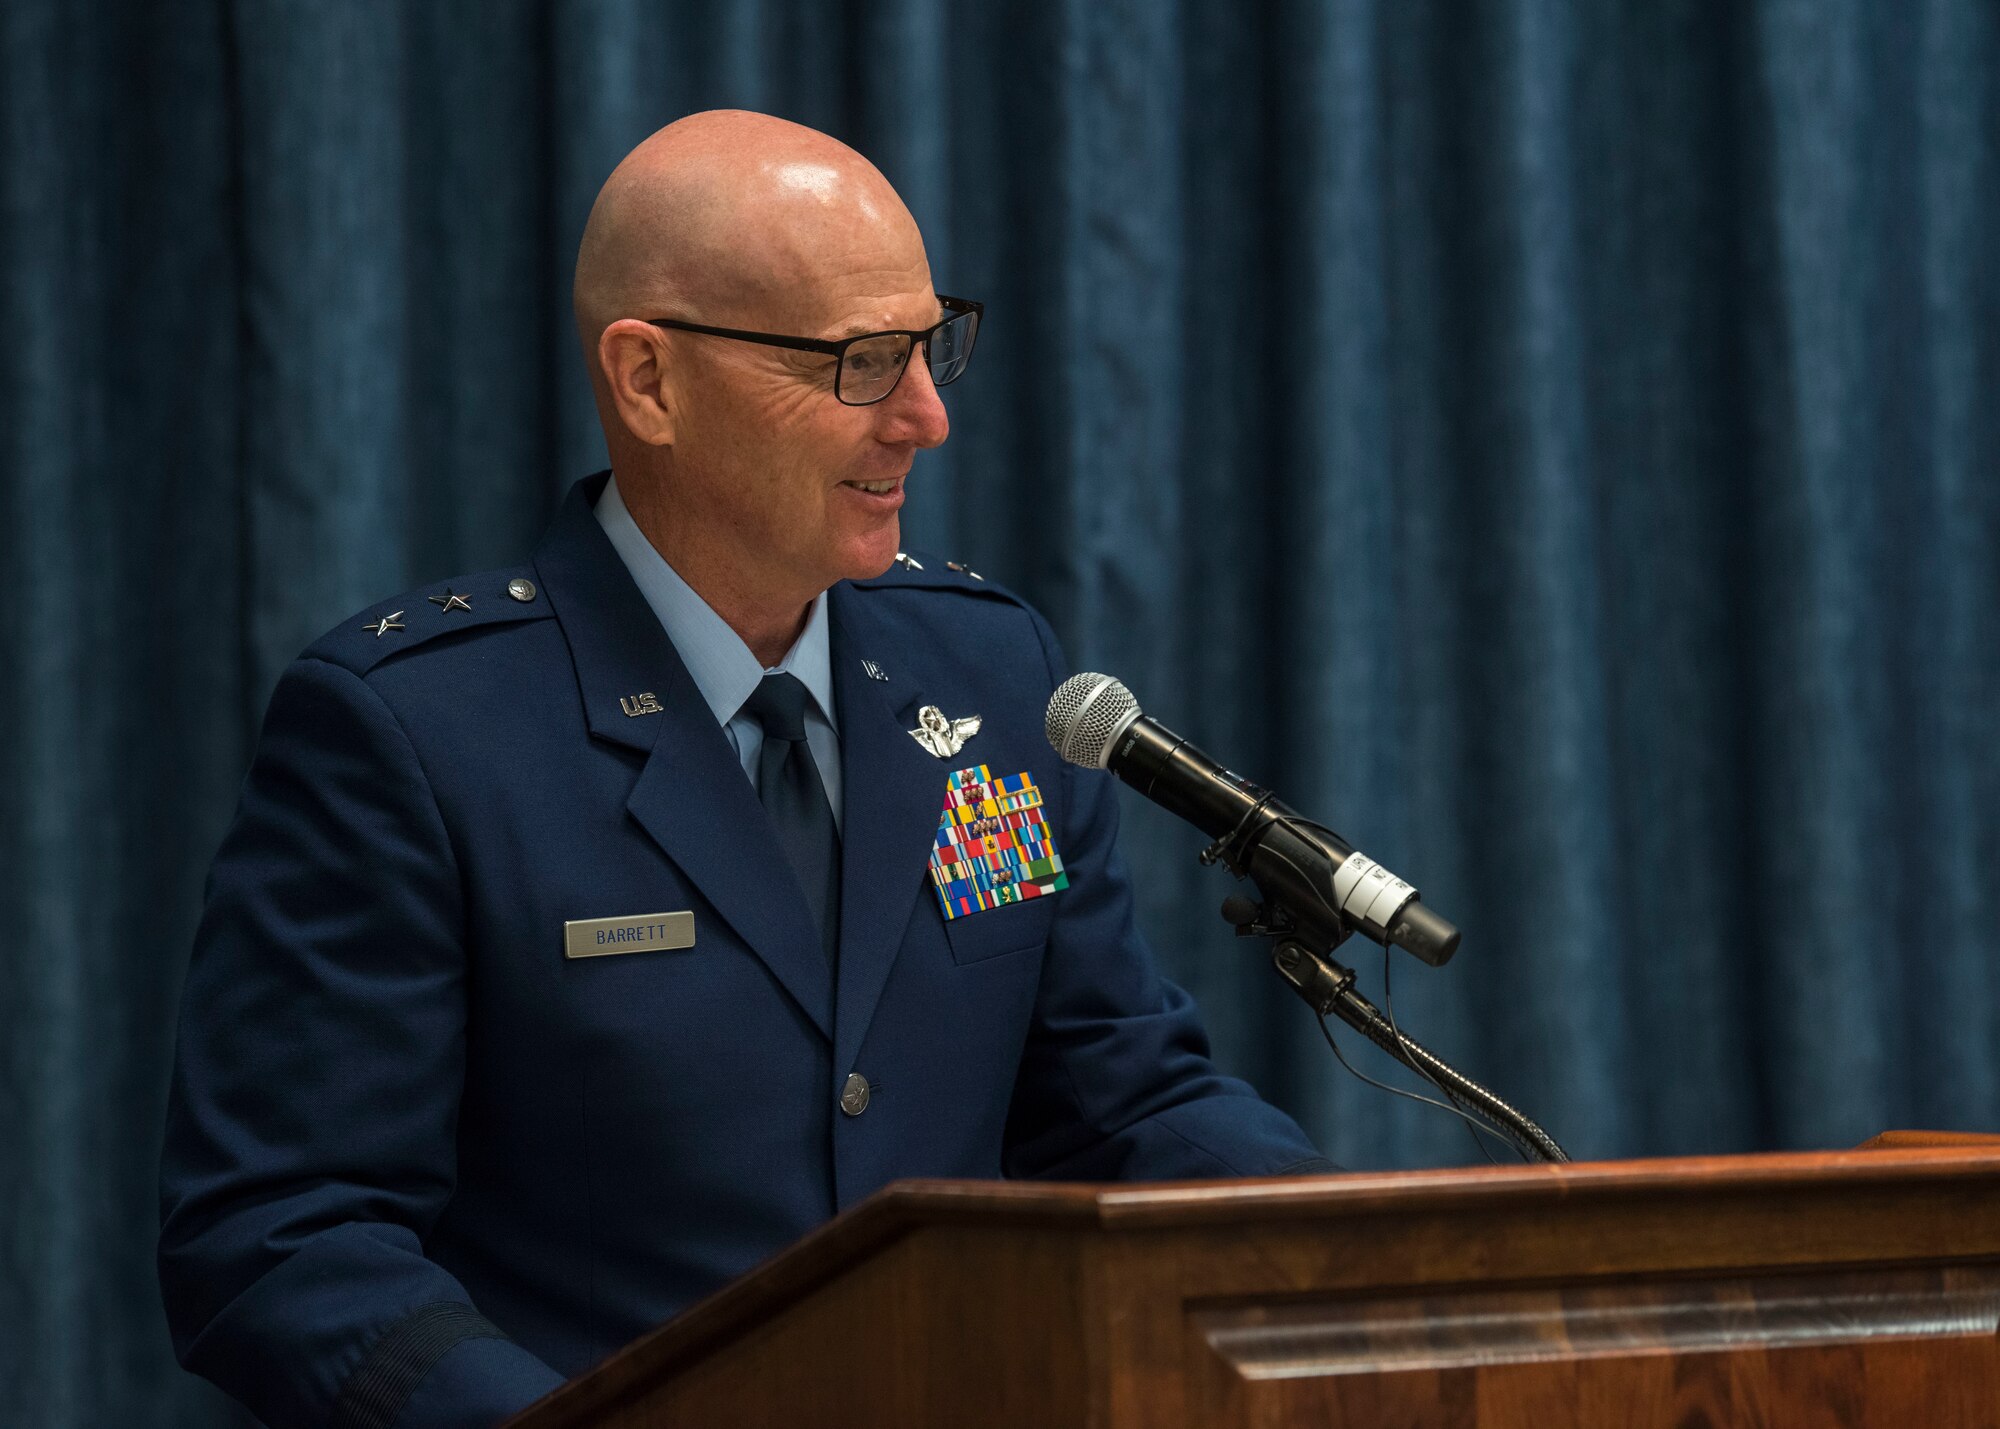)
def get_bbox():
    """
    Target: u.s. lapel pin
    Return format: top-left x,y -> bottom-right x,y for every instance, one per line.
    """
909,704 -> 982,758
861,659 -> 888,682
